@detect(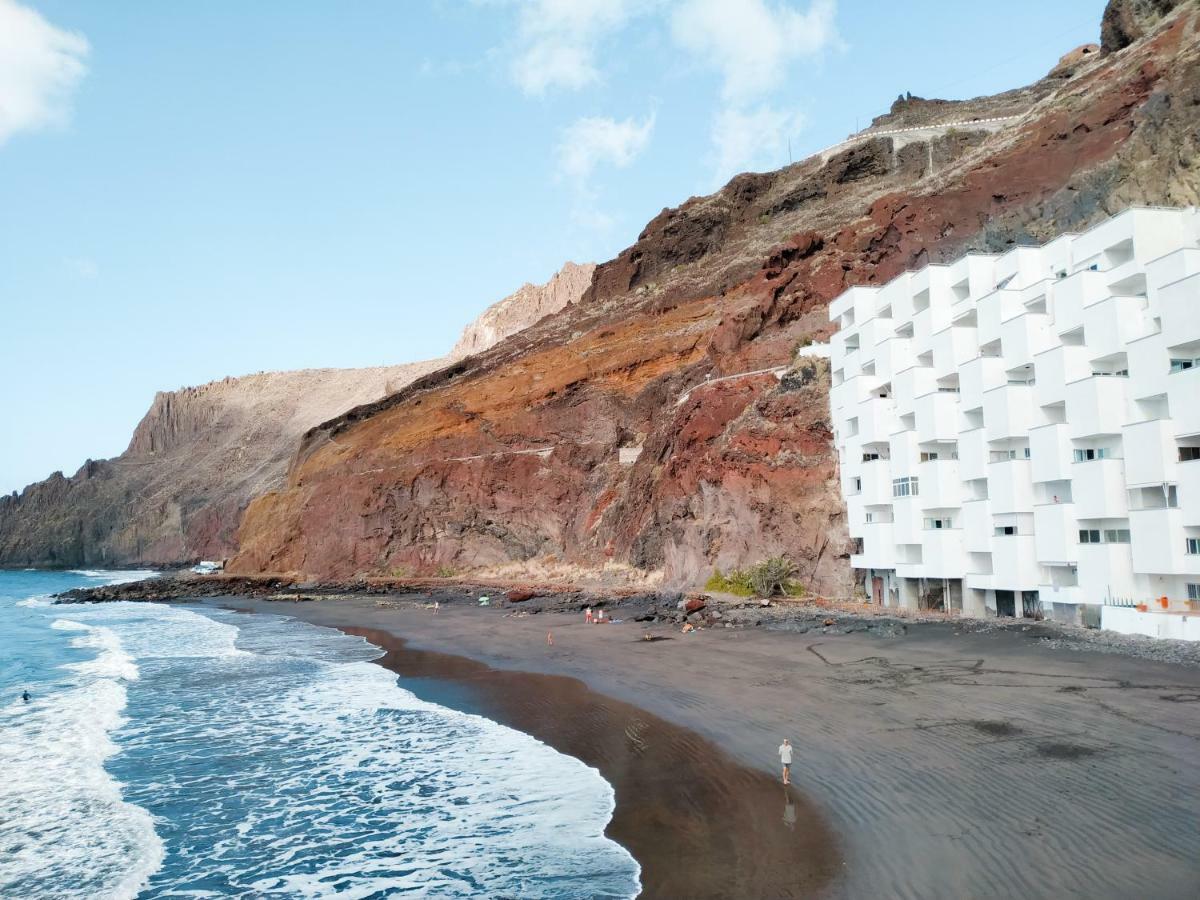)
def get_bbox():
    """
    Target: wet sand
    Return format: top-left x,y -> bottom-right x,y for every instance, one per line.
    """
207,597 -> 1200,899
